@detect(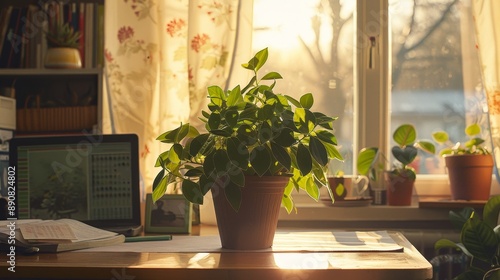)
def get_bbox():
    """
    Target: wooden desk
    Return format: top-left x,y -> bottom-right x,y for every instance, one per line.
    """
1,229 -> 432,280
